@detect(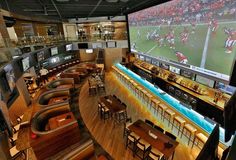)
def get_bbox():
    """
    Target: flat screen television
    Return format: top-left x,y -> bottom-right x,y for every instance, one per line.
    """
78,43 -> 88,49
3,64 -> 16,92
37,51 -> 44,62
92,42 -> 103,48
51,47 -> 58,56
22,57 -> 30,71
169,65 -> 181,75
195,75 -> 215,88
145,57 -> 151,63
215,82 -> 236,95
180,70 -> 195,80
196,124 -> 219,160
86,49 -> 93,53
50,56 -> 60,64
160,63 -> 169,70
128,0 -> 236,83
66,44 -> 73,51
64,55 -> 72,60
151,60 -> 160,66
106,41 -> 116,48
